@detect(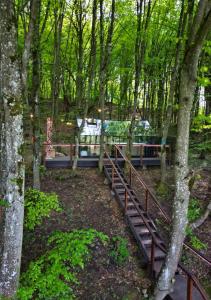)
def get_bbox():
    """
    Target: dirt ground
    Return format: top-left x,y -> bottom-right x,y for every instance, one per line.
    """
22,164 -> 211,298
22,168 -> 151,300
